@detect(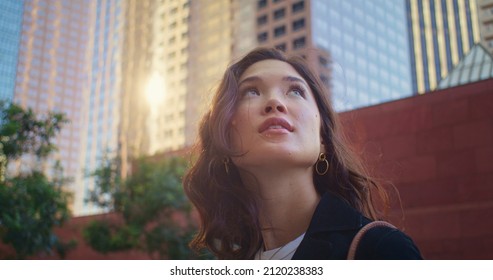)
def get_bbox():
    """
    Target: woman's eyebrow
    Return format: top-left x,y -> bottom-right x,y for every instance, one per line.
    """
238,76 -> 262,87
239,75 -> 308,87
282,76 -> 308,87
